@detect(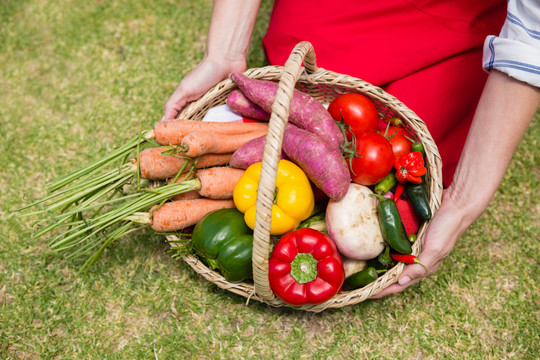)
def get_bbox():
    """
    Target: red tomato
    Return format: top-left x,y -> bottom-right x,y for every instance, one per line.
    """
384,126 -> 413,158
349,131 -> 394,185
328,93 -> 379,136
